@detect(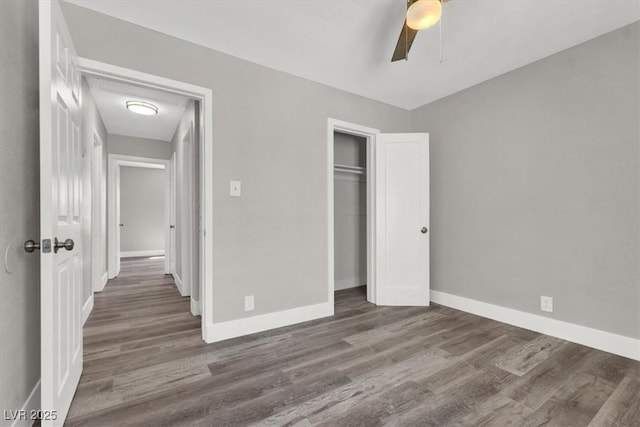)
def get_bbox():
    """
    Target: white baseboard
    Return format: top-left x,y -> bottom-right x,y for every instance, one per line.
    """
205,302 -> 332,343
82,294 -> 94,325
190,297 -> 201,316
94,272 -> 108,292
120,249 -> 164,258
431,290 -> 640,362
173,273 -> 190,297
10,380 -> 40,427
